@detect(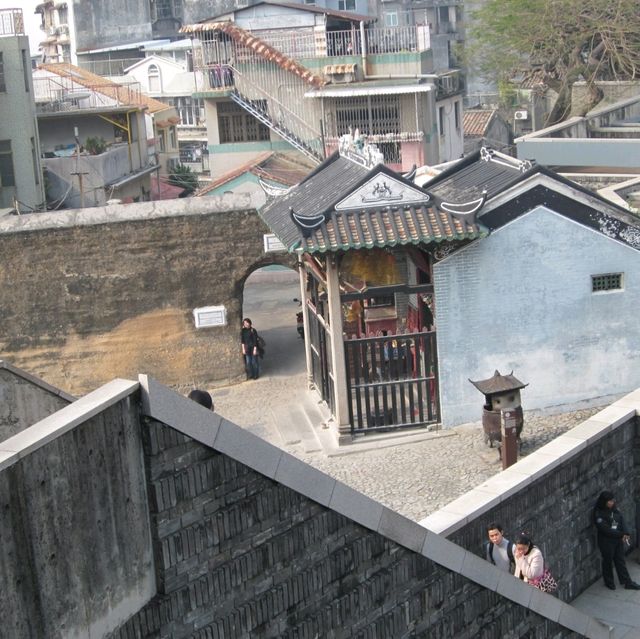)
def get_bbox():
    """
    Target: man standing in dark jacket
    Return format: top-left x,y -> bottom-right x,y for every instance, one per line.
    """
241,317 -> 260,380
593,490 -> 640,590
